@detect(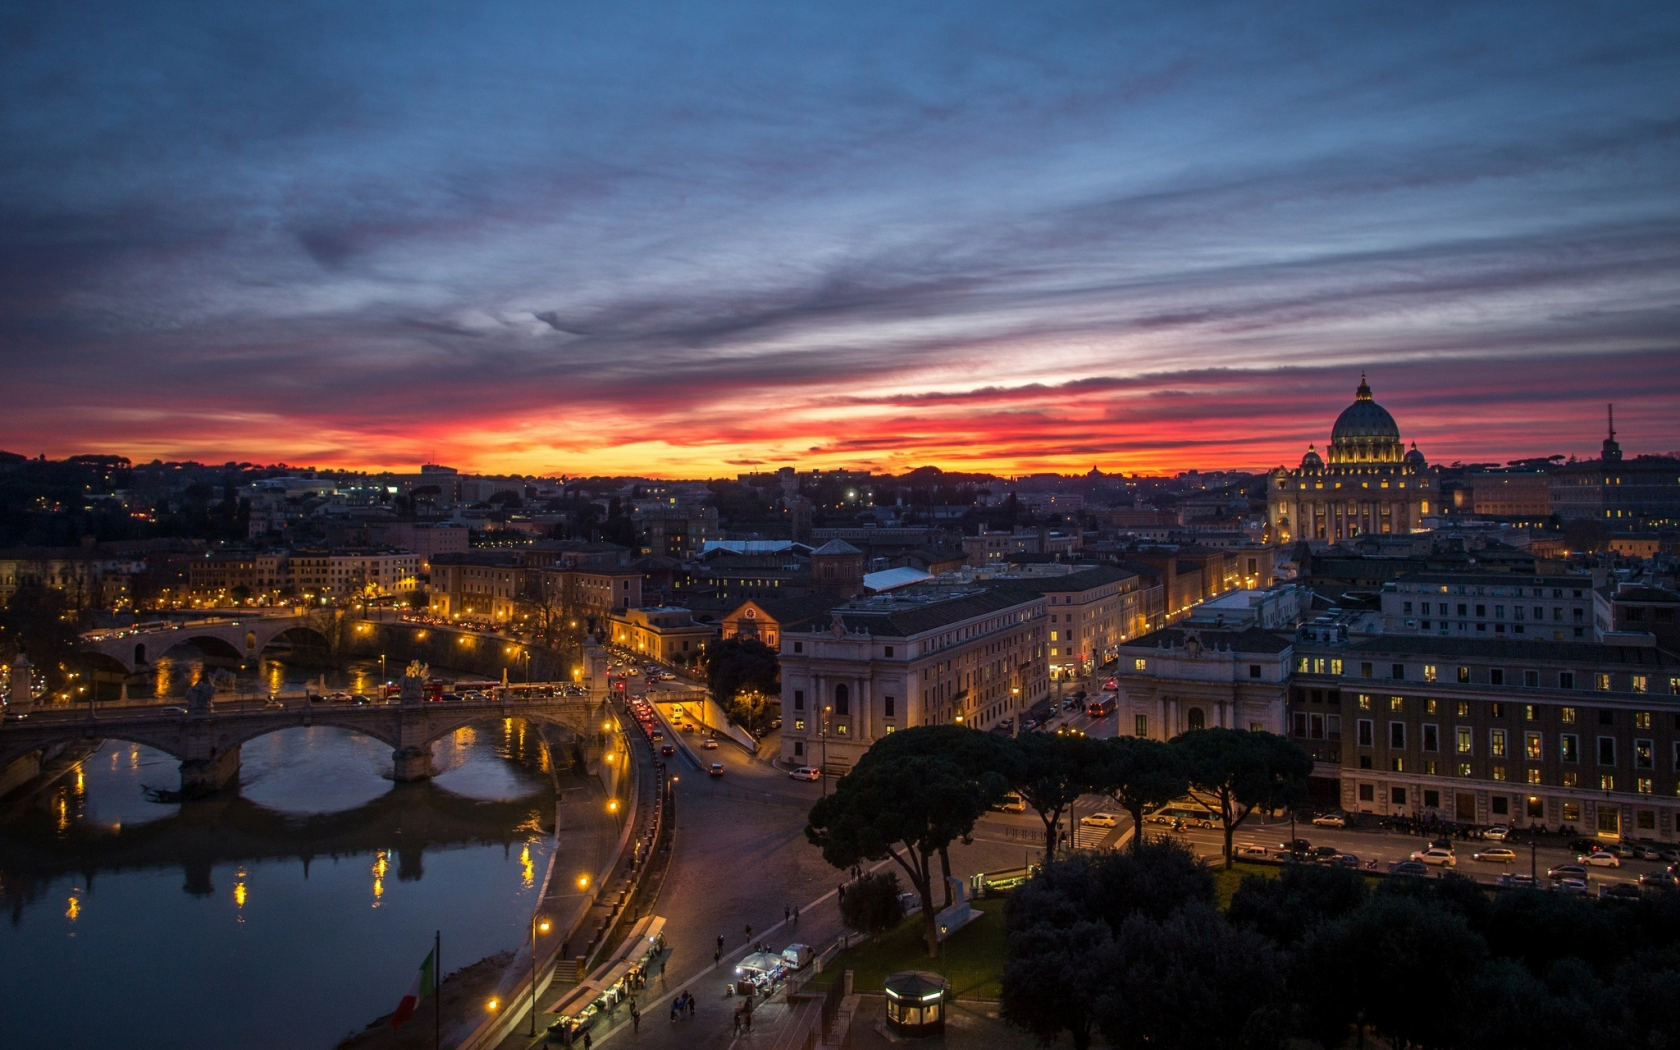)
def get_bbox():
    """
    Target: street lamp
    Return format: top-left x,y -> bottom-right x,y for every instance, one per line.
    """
529,913 -> 551,1035
821,705 -> 833,796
